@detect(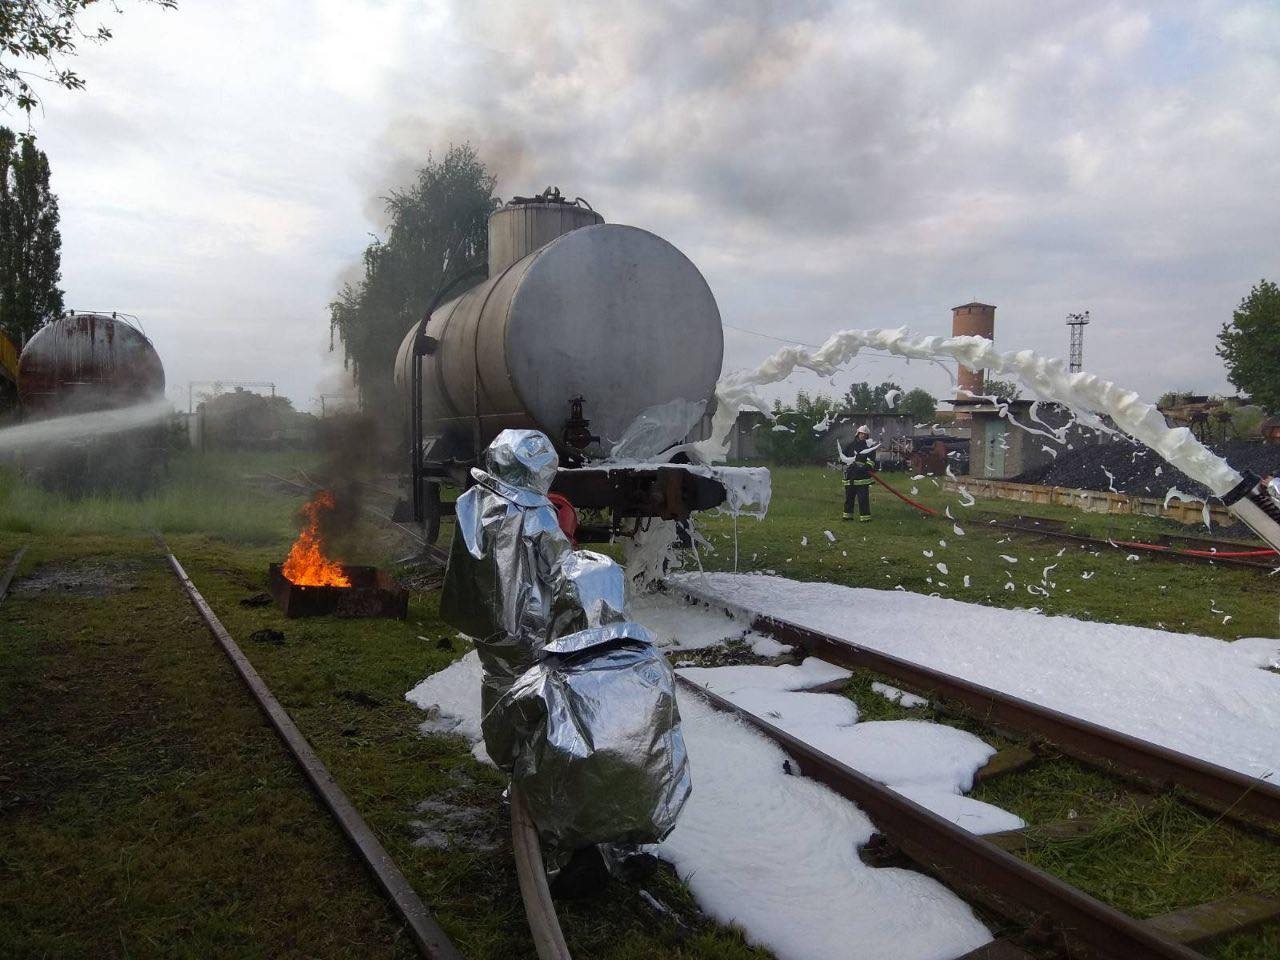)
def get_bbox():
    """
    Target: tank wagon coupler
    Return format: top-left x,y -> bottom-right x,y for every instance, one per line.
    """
393,187 -> 740,545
